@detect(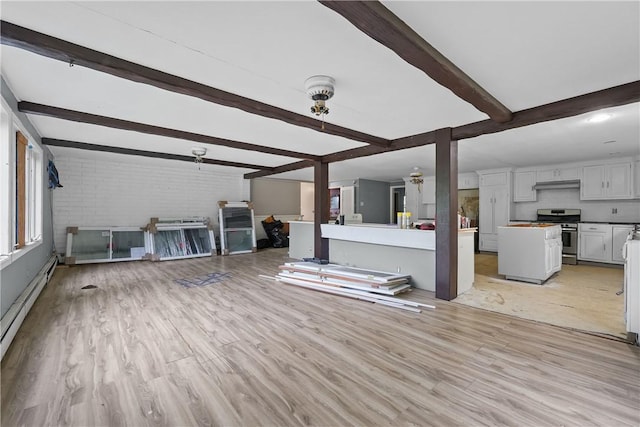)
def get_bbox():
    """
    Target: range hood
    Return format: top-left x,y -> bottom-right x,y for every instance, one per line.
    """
532,180 -> 581,190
